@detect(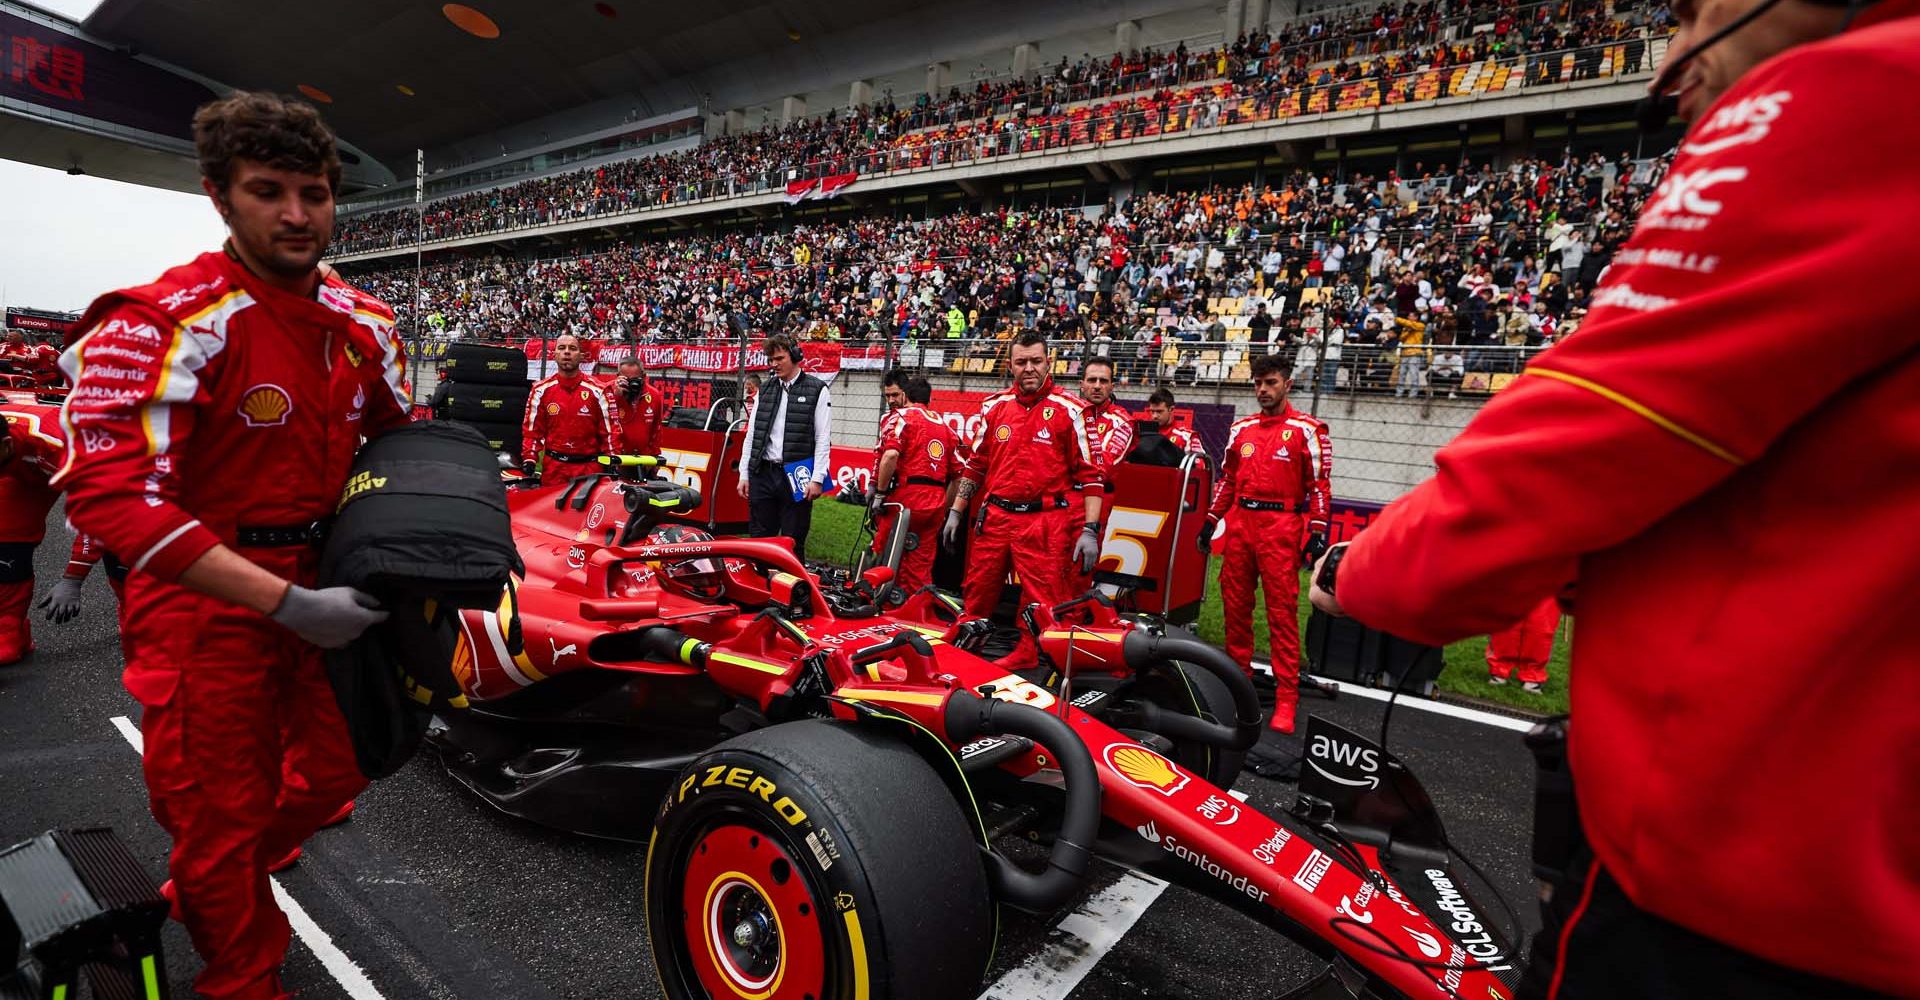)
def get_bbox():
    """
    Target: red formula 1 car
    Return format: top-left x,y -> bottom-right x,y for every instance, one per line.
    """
428,461 -> 1521,1000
